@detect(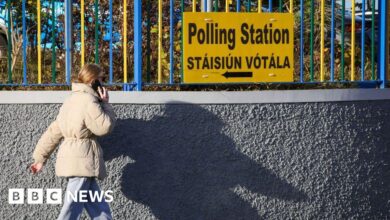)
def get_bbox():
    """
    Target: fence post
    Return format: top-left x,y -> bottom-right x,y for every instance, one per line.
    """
134,0 -> 142,91
169,0 -> 174,84
65,0 -> 72,85
201,0 -> 212,12
7,0 -> 12,84
388,1 -> 390,79
109,0 -> 113,84
22,0 -> 27,85
379,0 -> 388,88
